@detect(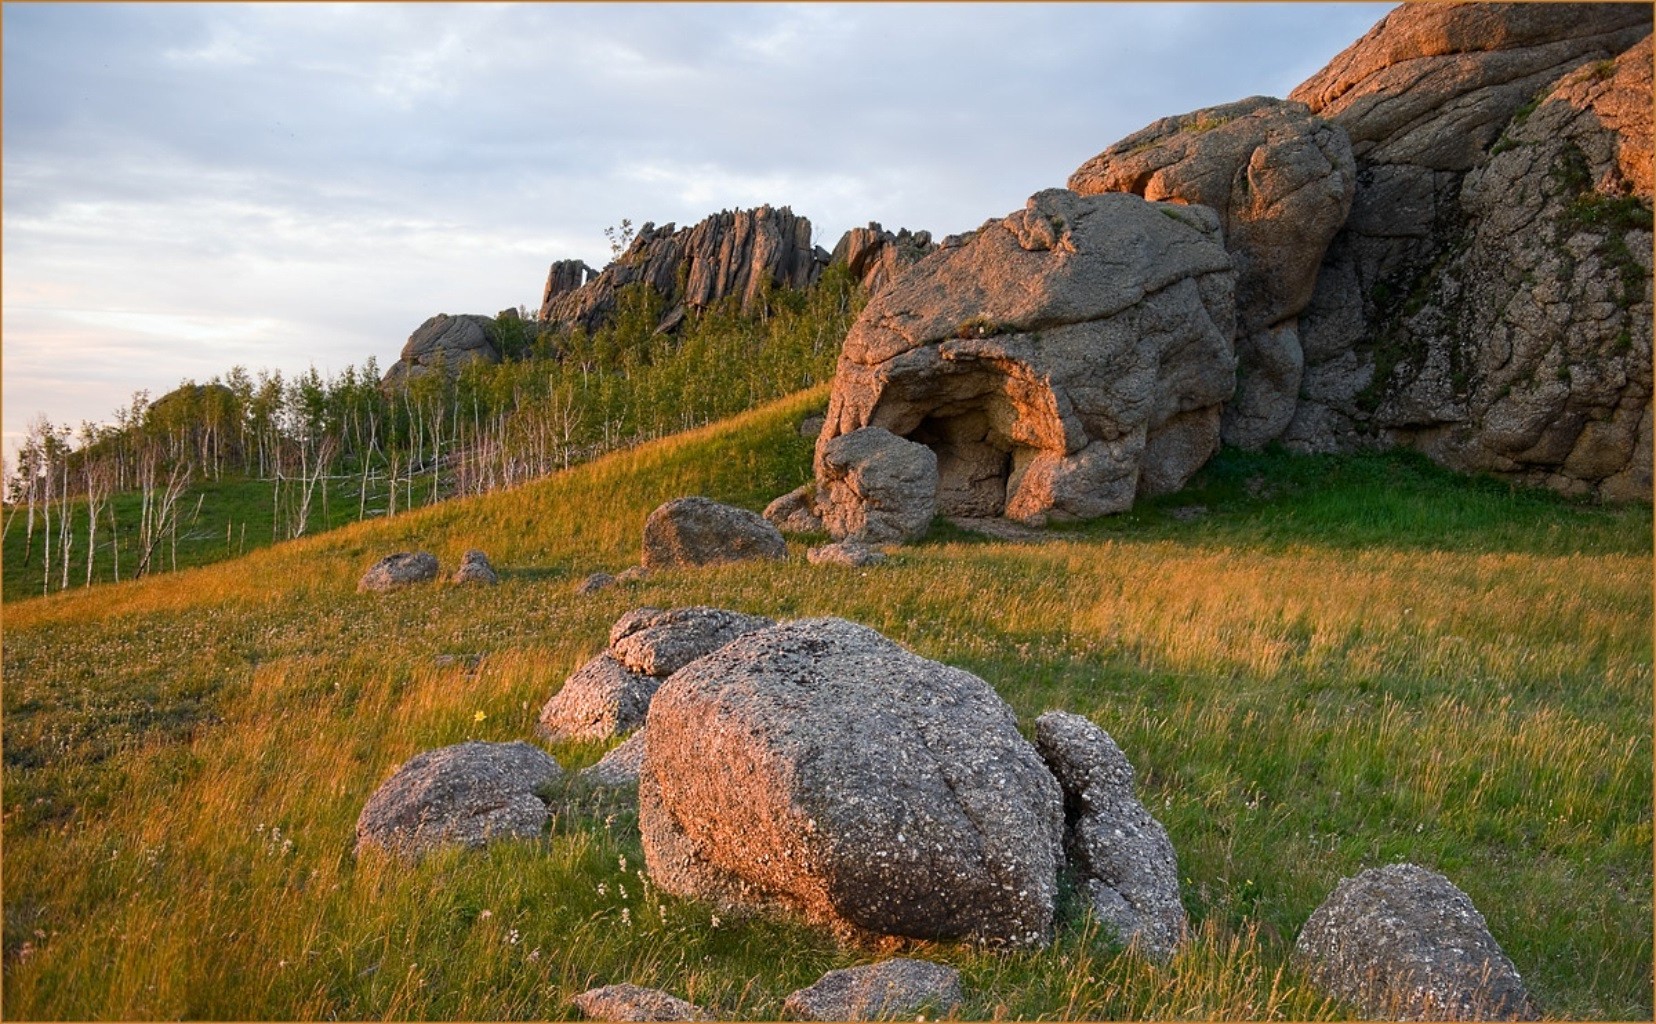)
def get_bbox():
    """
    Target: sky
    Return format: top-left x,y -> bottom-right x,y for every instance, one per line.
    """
2,1 -> 1395,463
